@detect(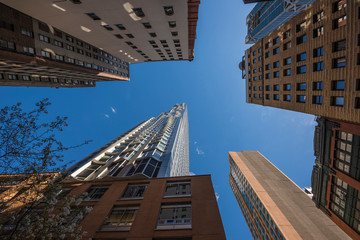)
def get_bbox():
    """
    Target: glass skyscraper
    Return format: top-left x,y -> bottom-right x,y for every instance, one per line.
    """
245,0 -> 315,44
68,103 -> 189,180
